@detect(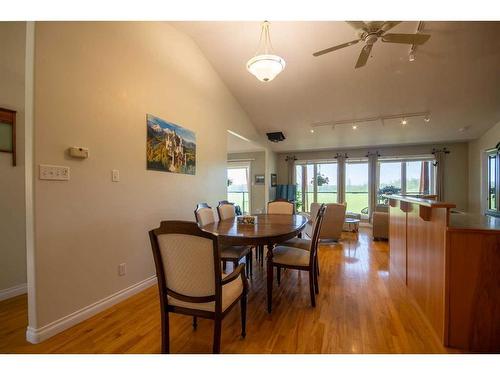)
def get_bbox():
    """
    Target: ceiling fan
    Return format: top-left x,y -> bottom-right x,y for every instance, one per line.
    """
313,21 -> 431,68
